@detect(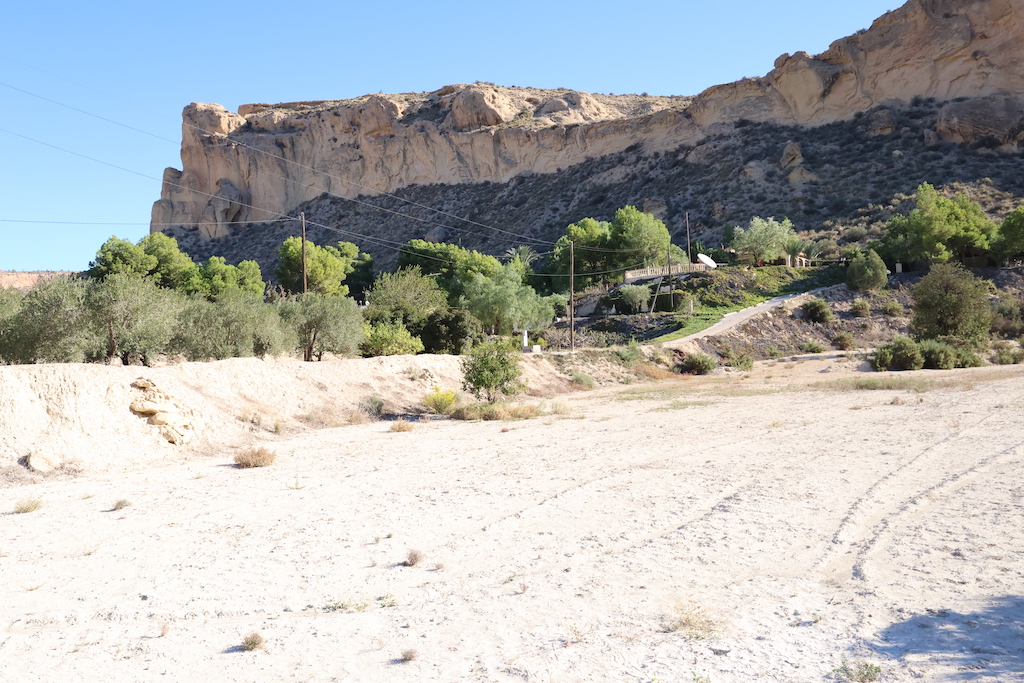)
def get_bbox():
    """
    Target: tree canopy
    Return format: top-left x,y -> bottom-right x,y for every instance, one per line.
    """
731,217 -> 796,265
397,240 -> 502,301
880,183 -> 996,264
275,237 -> 362,297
